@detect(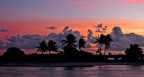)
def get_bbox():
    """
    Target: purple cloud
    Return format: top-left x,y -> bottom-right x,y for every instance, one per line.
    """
110,26 -> 144,51
0,28 -> 8,32
3,26 -> 144,52
45,26 -> 56,30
